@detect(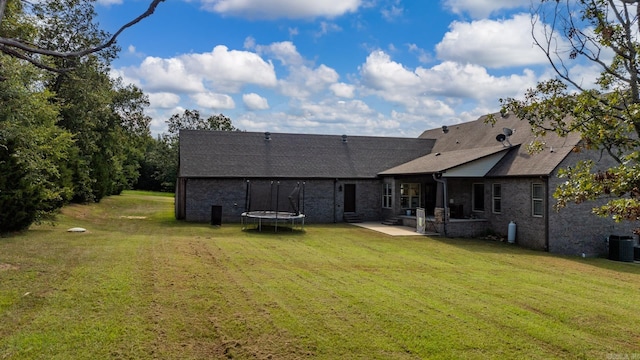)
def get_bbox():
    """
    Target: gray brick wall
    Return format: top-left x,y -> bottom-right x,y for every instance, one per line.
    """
183,178 -> 382,224
445,178 -> 547,249
548,149 -> 638,256
334,180 -> 383,221
484,178 -> 547,250
185,178 -> 247,223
